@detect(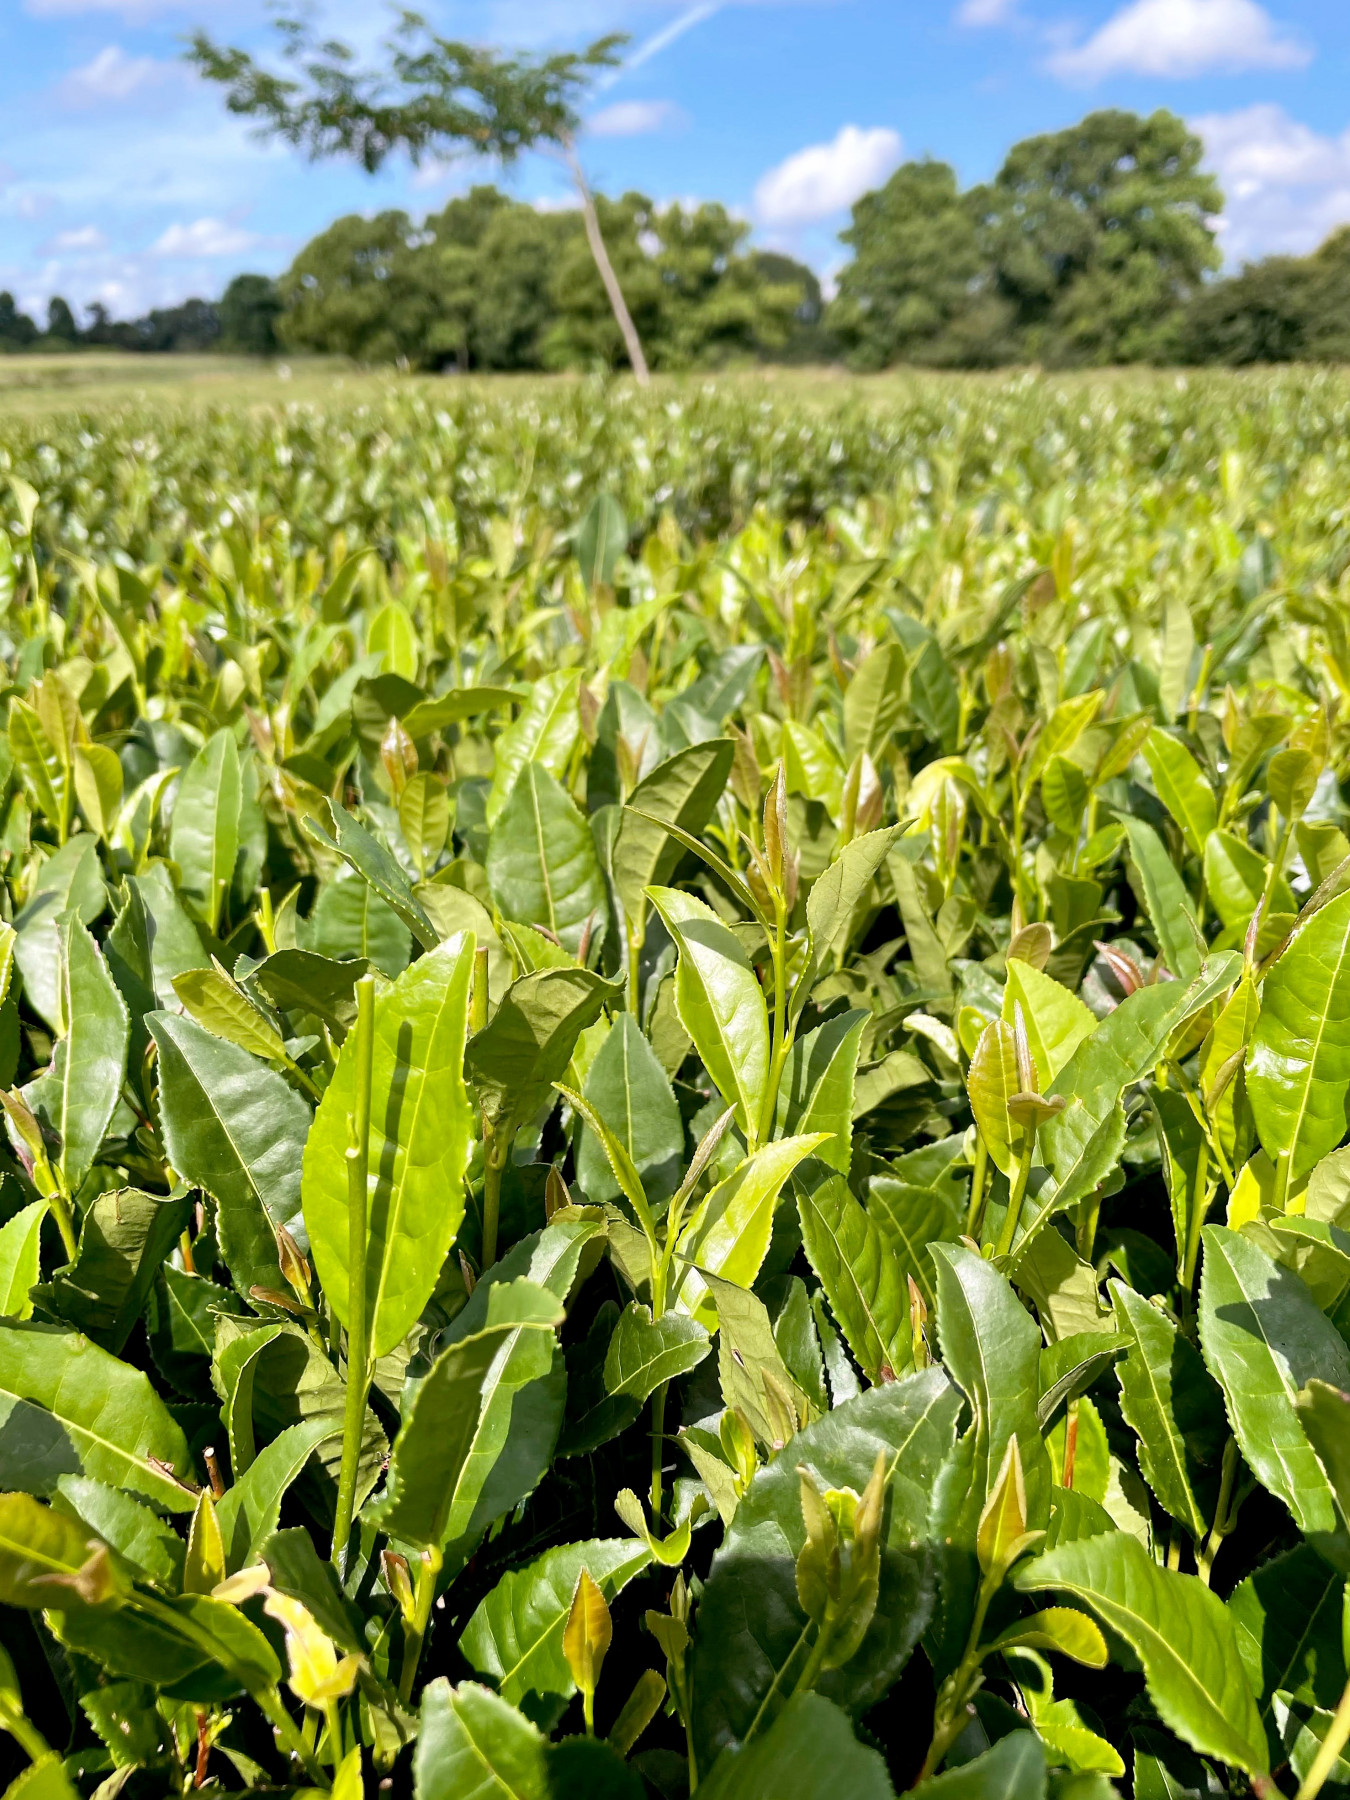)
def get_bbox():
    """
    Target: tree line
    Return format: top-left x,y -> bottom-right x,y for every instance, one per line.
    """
5,106 -> 1350,372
